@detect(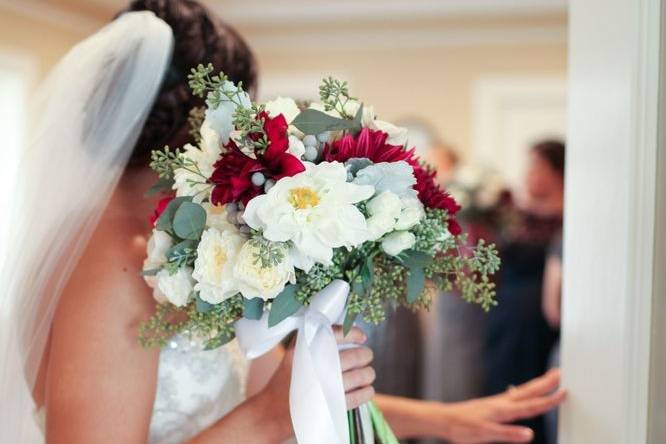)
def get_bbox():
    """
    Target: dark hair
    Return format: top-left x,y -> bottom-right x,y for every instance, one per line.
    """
532,139 -> 565,178
121,0 -> 257,167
